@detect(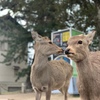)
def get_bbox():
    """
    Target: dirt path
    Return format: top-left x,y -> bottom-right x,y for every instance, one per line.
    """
0,92 -> 81,100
